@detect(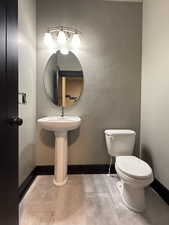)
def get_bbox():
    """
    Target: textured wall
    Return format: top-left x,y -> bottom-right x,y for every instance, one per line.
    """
18,0 -> 36,184
36,0 -> 142,165
141,0 -> 169,189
